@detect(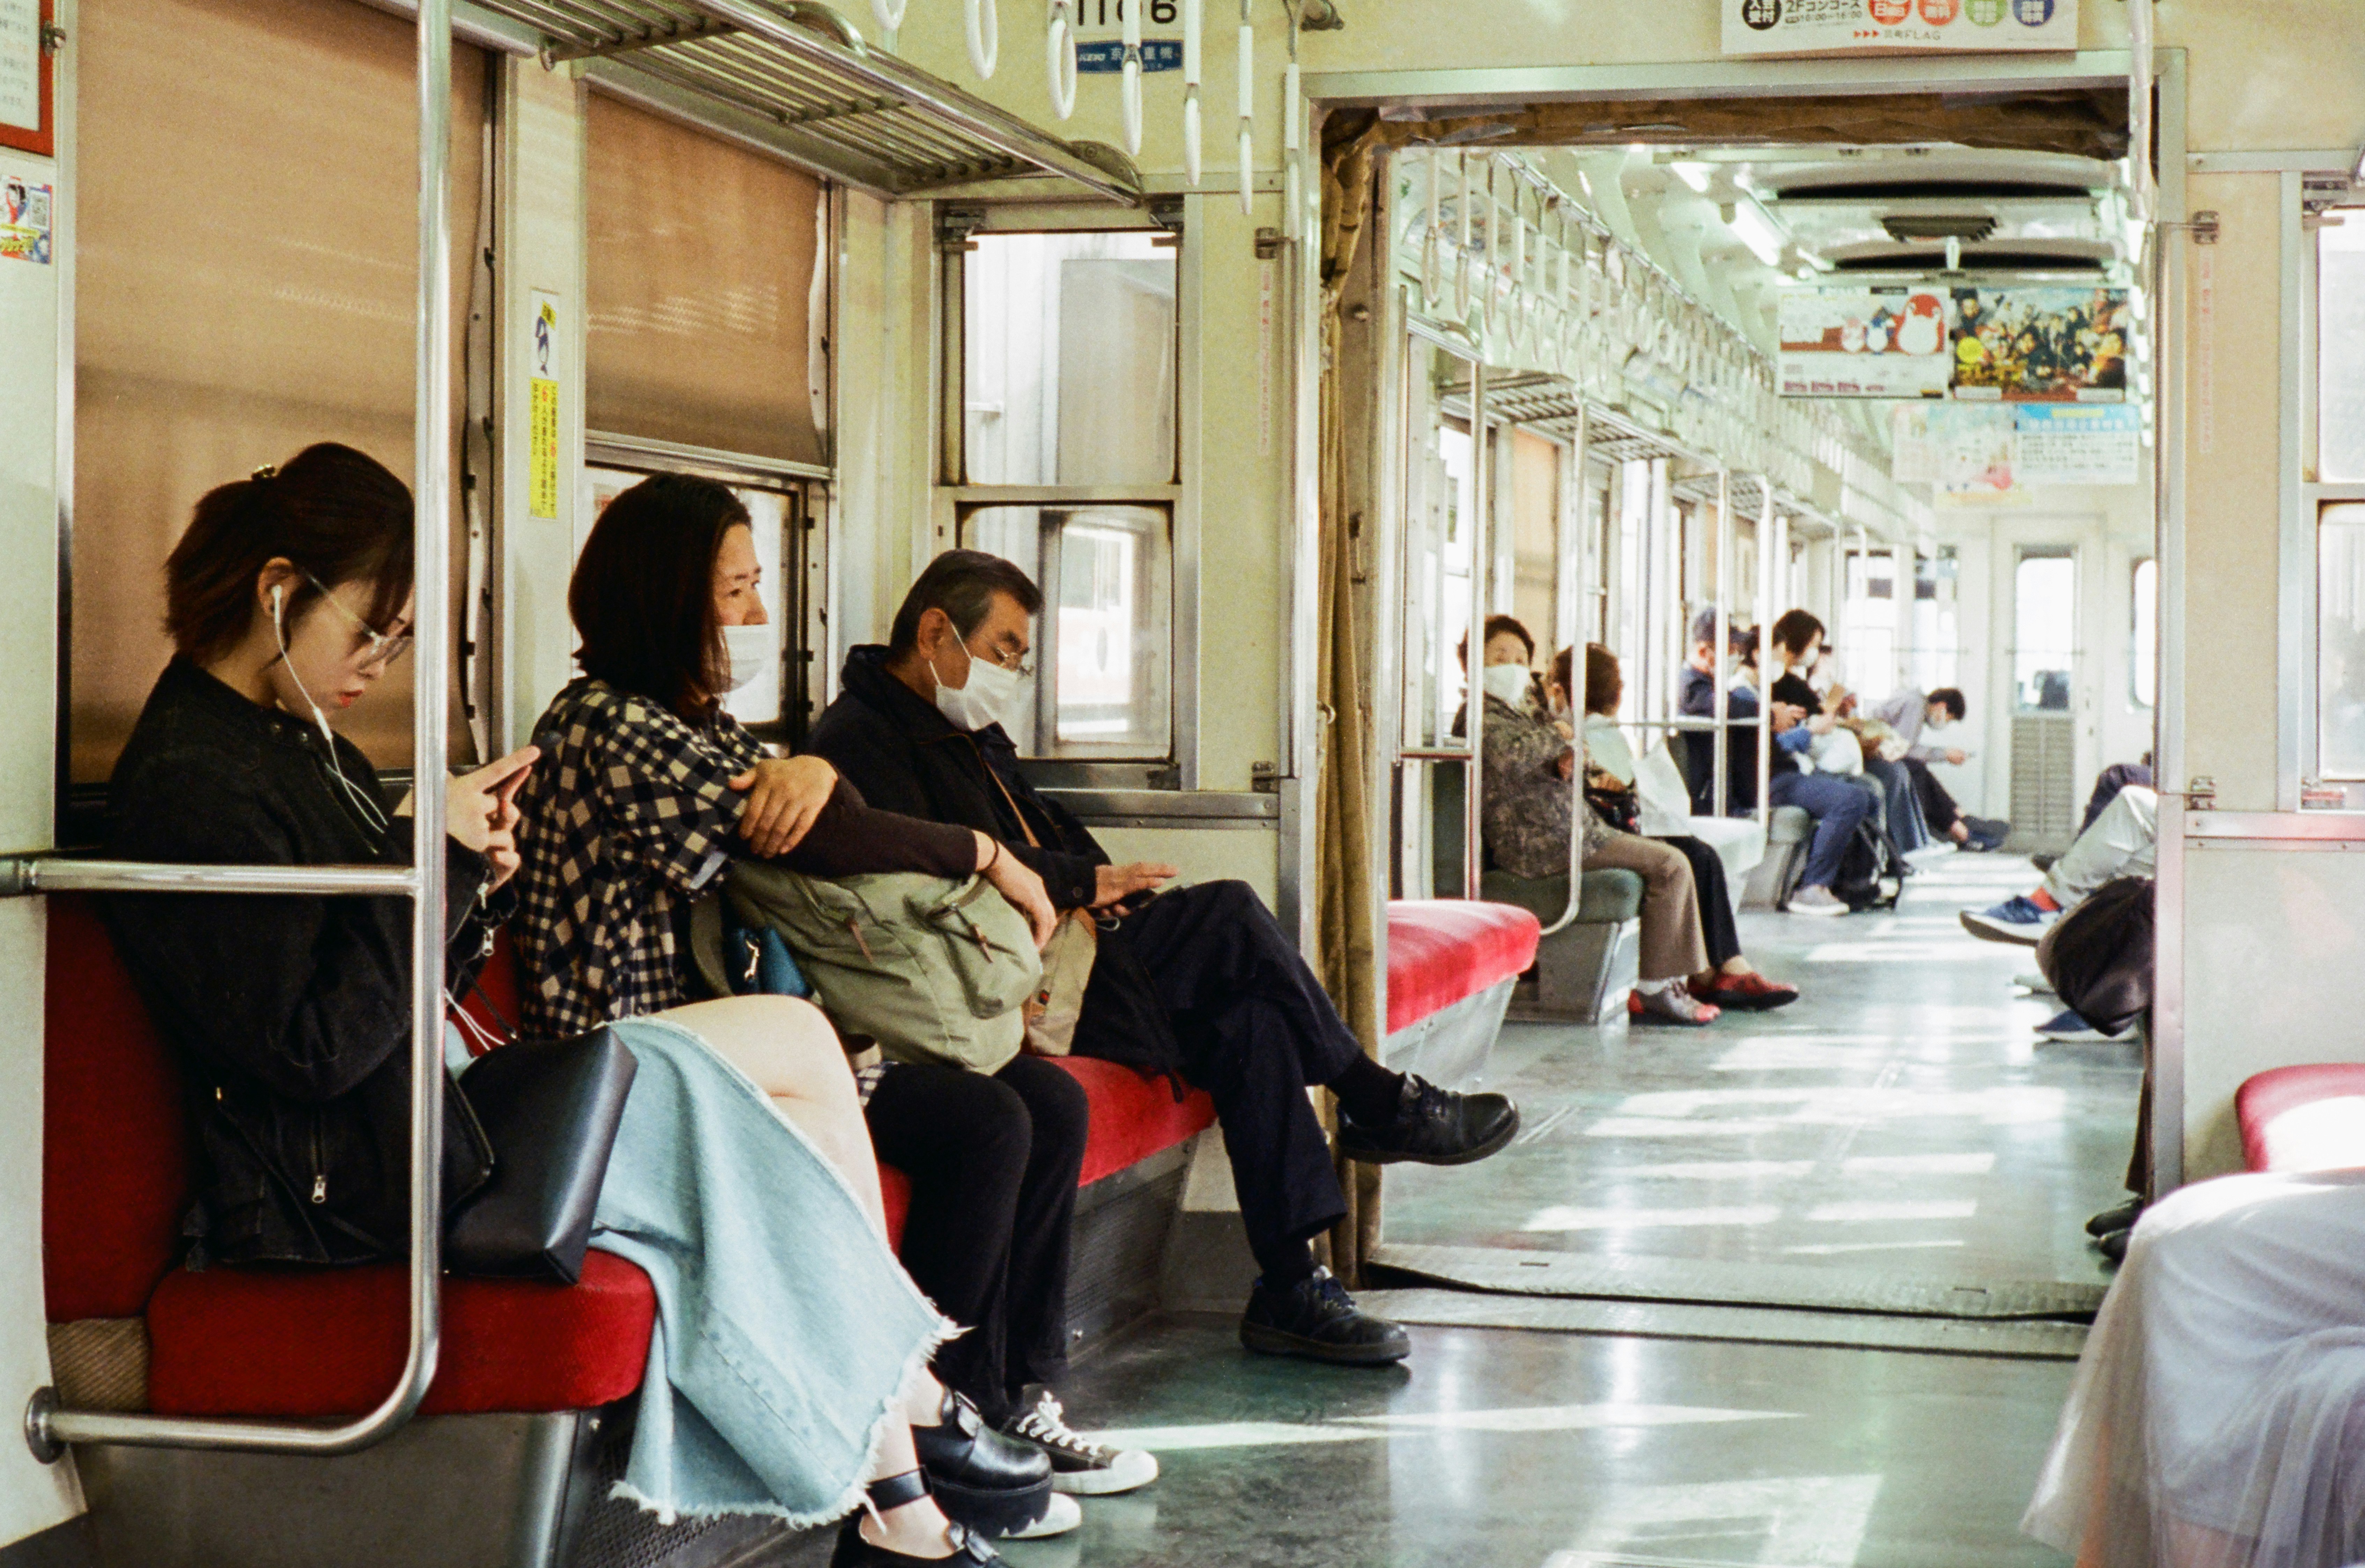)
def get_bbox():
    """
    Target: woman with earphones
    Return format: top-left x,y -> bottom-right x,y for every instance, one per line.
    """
102,445 -> 1047,1568
511,474 -> 1160,1541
